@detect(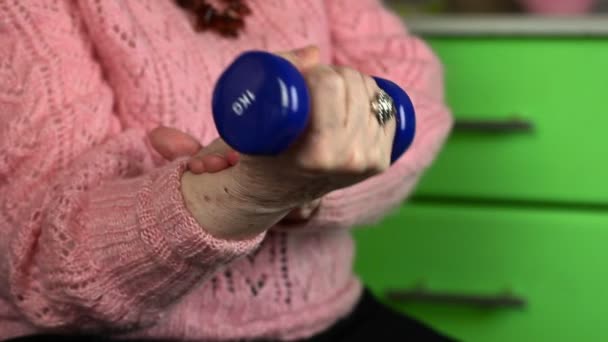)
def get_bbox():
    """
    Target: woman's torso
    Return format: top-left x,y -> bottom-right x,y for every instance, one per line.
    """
1,1 -> 361,340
